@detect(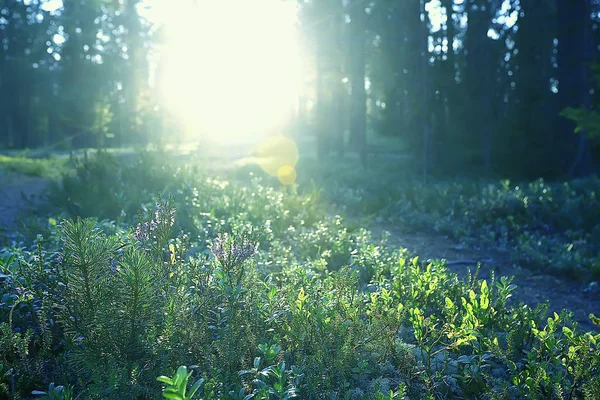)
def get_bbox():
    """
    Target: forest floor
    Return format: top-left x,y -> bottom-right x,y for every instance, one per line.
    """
0,171 -> 50,232
1,170 -> 598,332
370,223 -> 600,332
